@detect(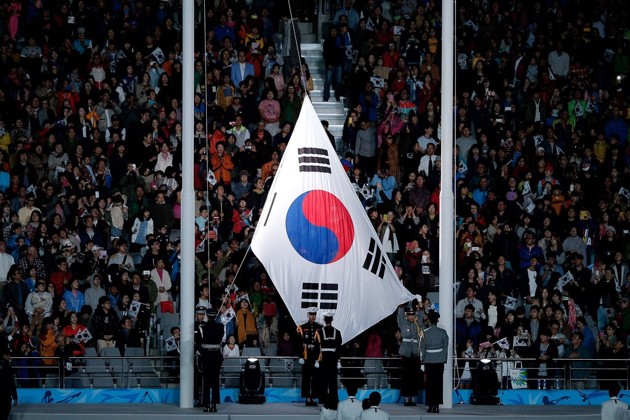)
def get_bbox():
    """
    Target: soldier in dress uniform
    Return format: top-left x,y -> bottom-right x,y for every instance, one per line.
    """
397,304 -> 424,406
193,306 -> 207,407
0,348 -> 18,420
196,307 -> 225,413
318,312 -> 342,404
297,307 -> 323,406
420,310 -> 449,414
